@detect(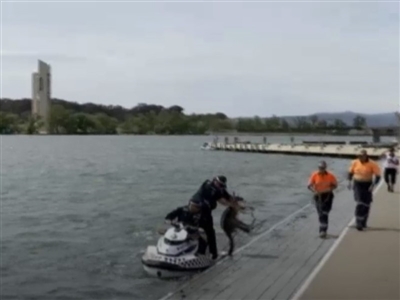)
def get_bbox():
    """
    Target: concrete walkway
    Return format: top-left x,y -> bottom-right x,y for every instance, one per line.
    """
295,181 -> 400,300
